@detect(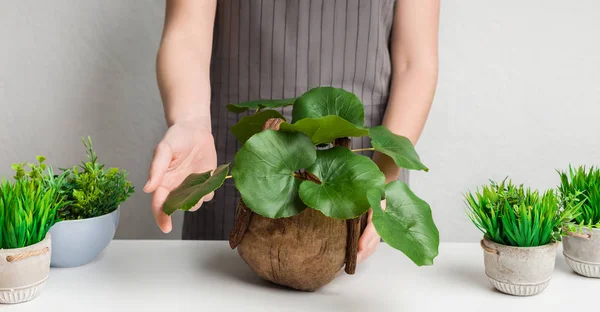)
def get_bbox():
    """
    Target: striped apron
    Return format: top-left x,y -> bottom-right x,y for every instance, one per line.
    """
182,0 -> 406,240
